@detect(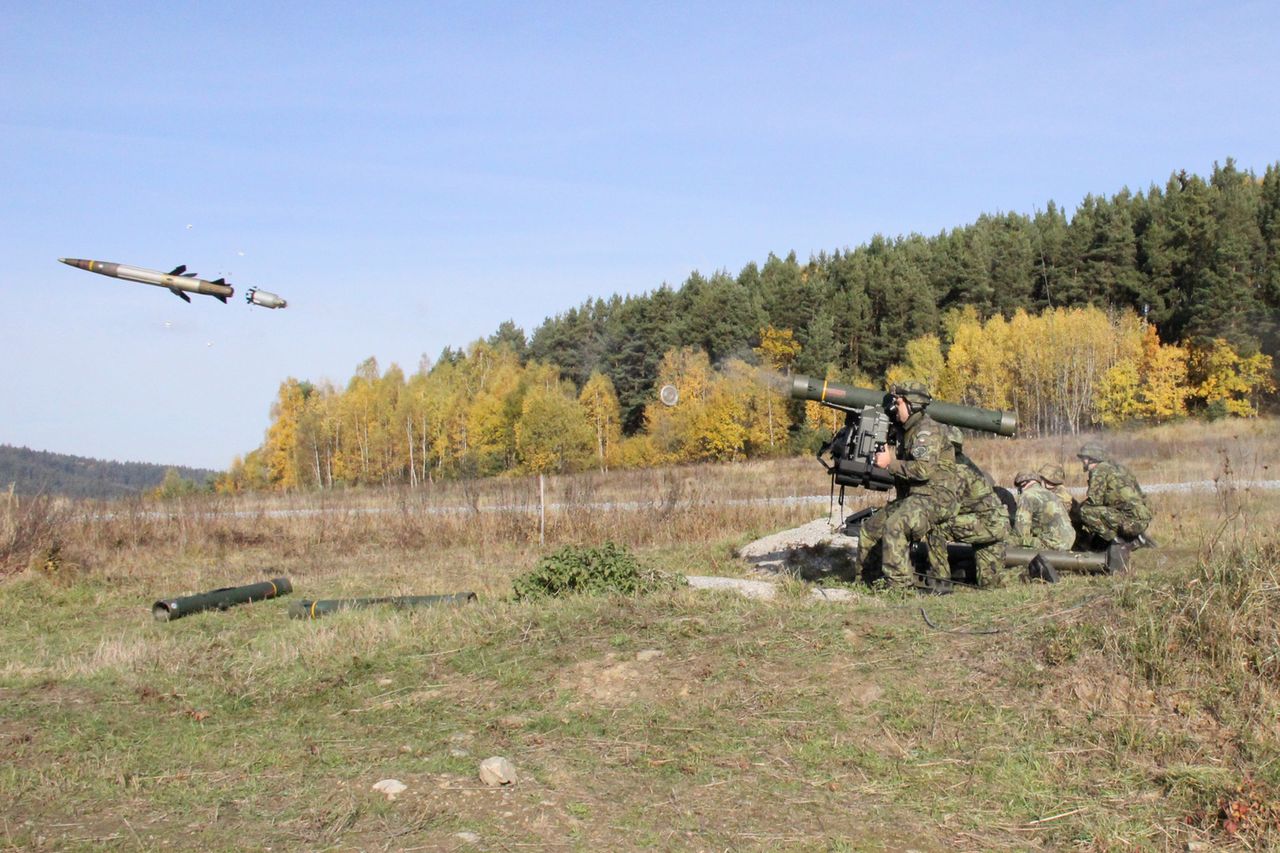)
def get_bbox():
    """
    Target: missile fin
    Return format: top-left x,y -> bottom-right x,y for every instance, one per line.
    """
213,293 -> 228,304
168,265 -> 187,276
212,278 -> 225,285
169,288 -> 192,303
